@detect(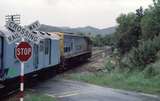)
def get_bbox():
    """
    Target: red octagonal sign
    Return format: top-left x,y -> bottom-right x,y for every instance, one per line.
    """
16,42 -> 32,62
